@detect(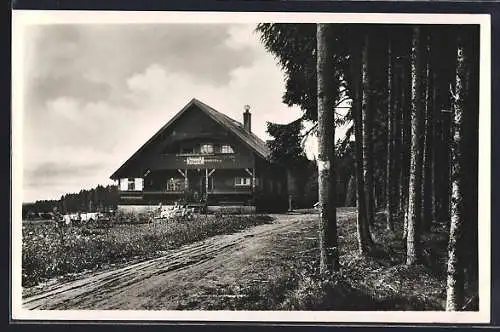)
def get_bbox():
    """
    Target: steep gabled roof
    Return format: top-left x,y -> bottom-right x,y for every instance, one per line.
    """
195,99 -> 270,159
110,98 -> 271,179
